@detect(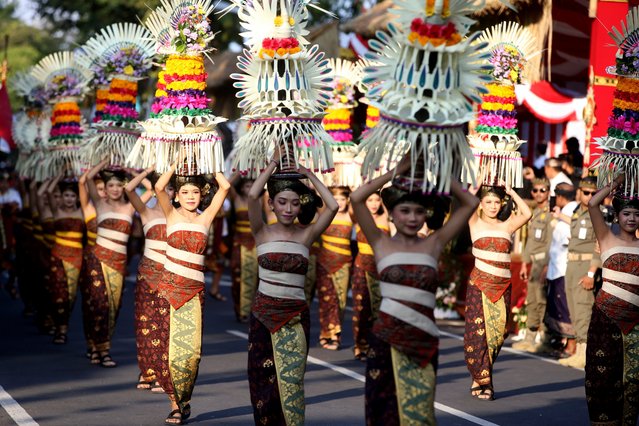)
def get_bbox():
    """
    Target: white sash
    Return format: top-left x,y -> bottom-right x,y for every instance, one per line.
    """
97,227 -> 130,243
164,259 -> 204,283
145,239 -> 166,251
143,218 -> 166,234
166,246 -> 204,266
475,259 -> 512,278
601,245 -> 639,263
167,222 -> 208,236
602,282 -> 639,307
98,212 -> 132,224
472,247 -> 511,263
603,268 -> 639,286
96,236 -> 127,255
379,282 -> 435,309
143,248 -> 166,264
257,241 -> 309,258
377,252 -> 437,273
380,298 -> 439,337
471,230 -> 512,243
